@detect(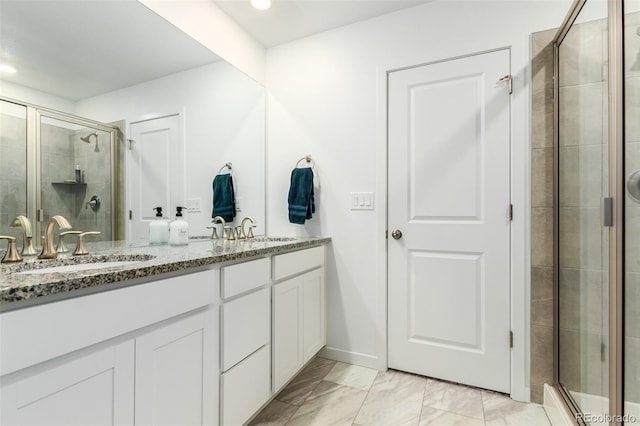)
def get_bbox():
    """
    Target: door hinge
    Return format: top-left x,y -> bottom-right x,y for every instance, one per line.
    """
509,330 -> 514,348
127,139 -> 135,150
499,75 -> 513,95
385,230 -> 388,239
509,204 -> 513,221
129,210 -> 133,220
